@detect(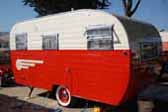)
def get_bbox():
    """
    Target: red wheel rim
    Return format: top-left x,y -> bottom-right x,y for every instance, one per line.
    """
58,88 -> 70,103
